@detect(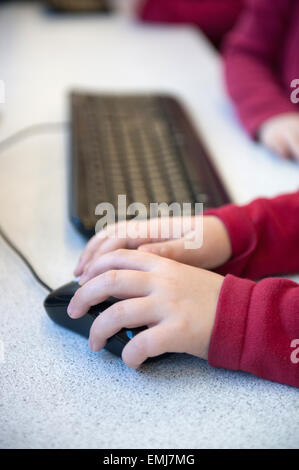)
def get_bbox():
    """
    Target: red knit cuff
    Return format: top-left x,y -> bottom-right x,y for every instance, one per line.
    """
208,274 -> 255,371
